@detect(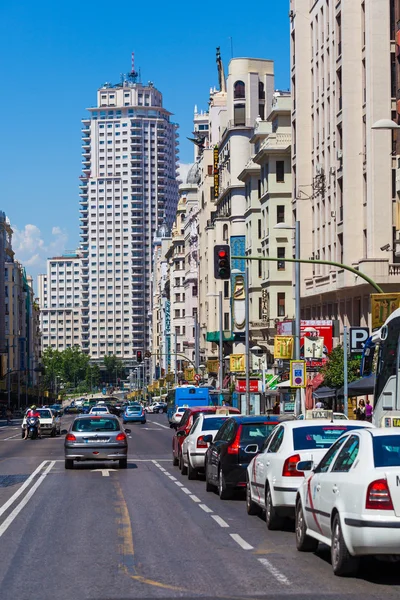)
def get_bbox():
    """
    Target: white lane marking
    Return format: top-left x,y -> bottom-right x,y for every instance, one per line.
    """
181,487 -> 191,495
257,558 -> 291,586
230,534 -> 254,550
199,504 -> 213,513
151,460 -> 160,465
3,433 -> 22,441
189,495 -> 201,503
91,469 -> 117,477
174,481 -> 184,487
0,461 -> 48,519
168,475 -> 177,481
148,421 -> 171,430
0,461 -> 55,539
211,515 -> 229,528
158,467 -> 167,472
